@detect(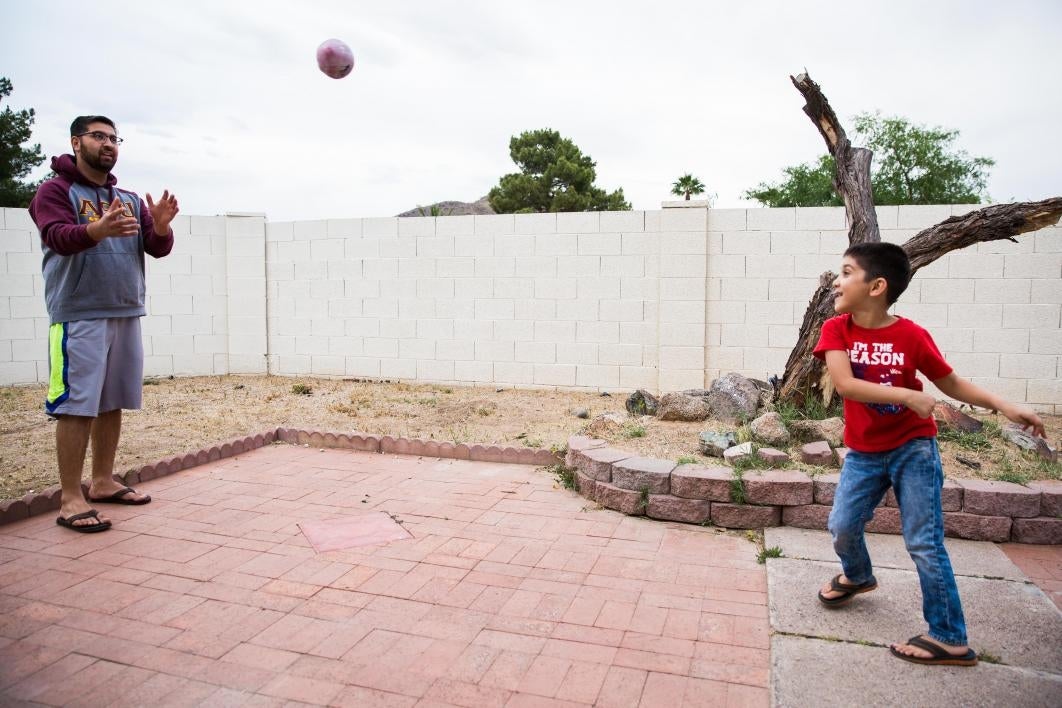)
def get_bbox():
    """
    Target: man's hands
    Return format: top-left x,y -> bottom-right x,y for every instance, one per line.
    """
147,190 -> 179,236
86,198 -> 139,242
